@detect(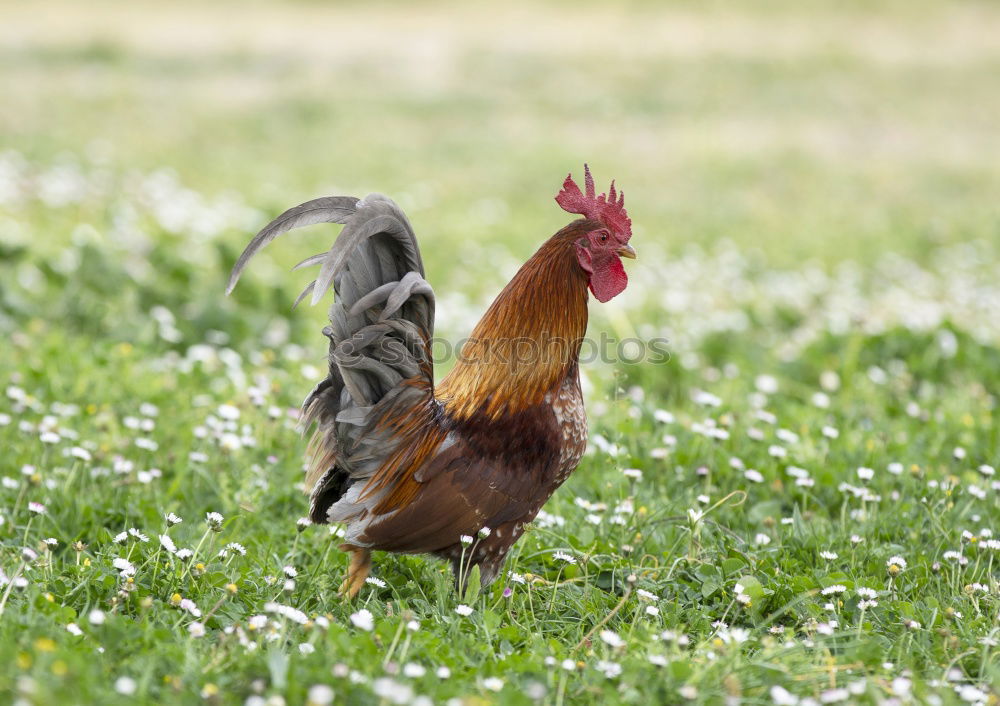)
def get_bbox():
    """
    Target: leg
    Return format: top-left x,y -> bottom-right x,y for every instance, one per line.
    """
338,544 -> 372,599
